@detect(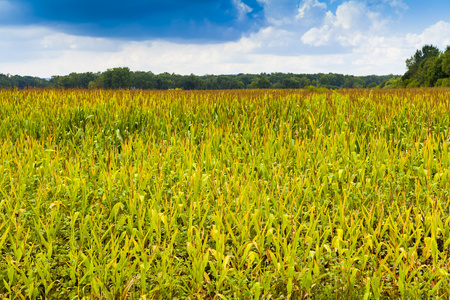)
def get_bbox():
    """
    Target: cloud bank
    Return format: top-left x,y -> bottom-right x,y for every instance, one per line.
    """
8,0 -> 265,41
0,0 -> 449,77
